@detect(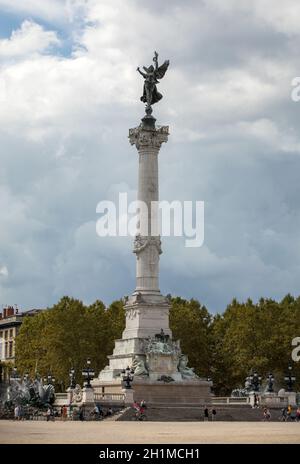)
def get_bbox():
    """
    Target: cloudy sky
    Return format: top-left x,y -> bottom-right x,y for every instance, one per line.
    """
0,0 -> 300,313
